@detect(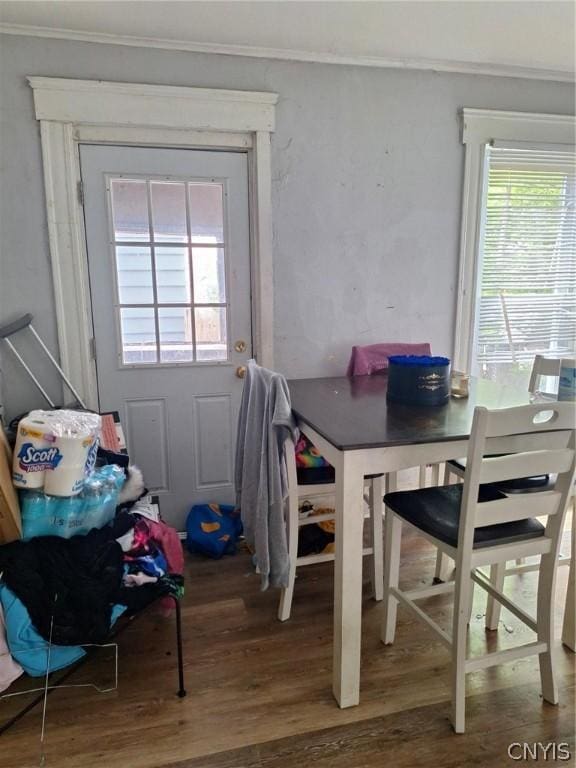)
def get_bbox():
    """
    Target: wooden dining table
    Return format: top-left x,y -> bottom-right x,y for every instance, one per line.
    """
288,374 -> 574,708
